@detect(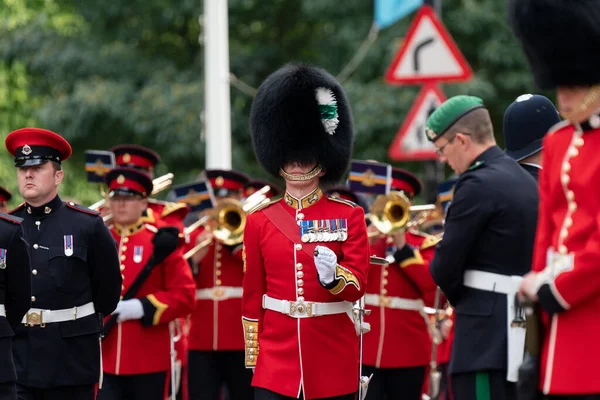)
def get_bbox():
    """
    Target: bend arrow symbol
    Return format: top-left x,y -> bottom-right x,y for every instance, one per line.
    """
413,37 -> 434,72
